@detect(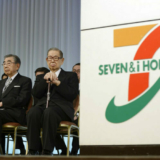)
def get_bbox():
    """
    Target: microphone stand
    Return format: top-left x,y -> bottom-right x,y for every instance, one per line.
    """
46,79 -> 51,108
